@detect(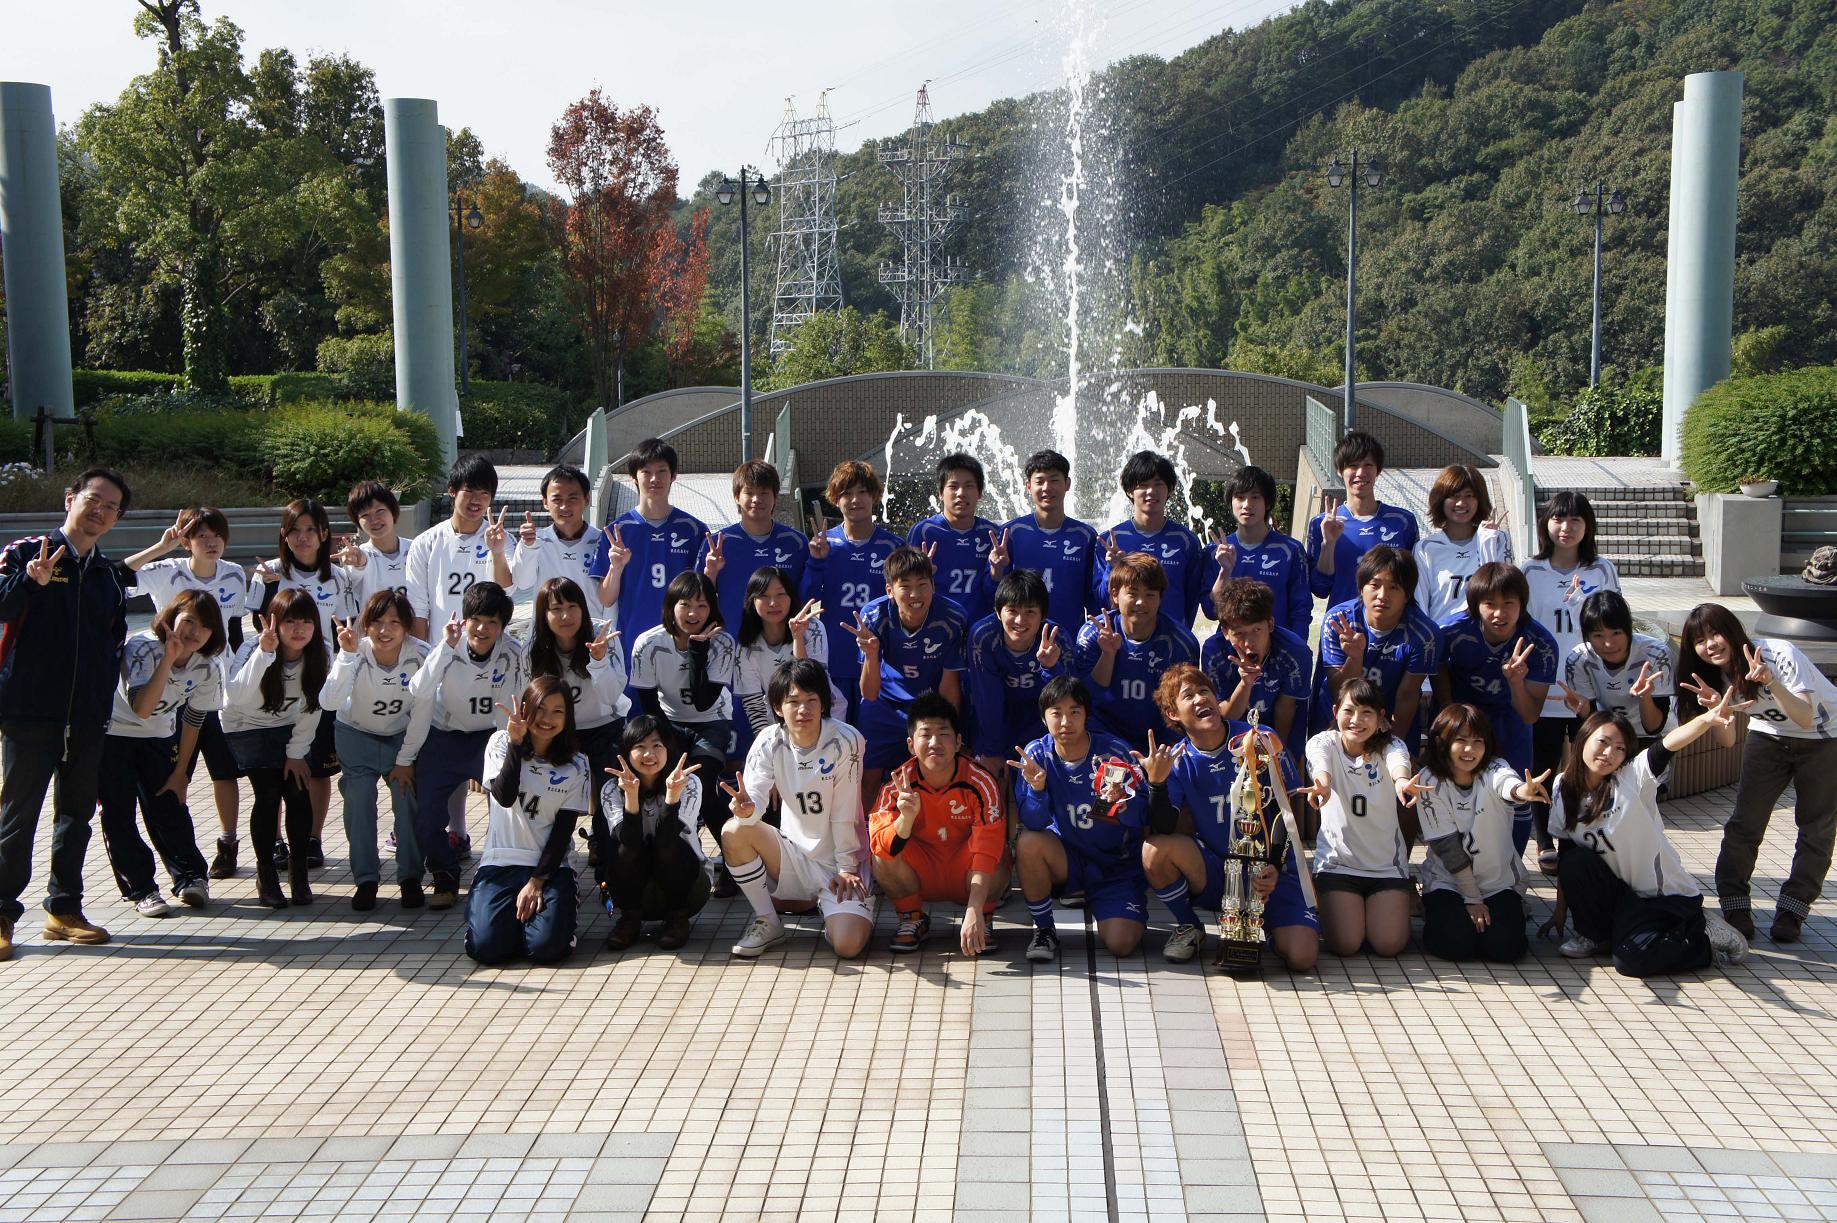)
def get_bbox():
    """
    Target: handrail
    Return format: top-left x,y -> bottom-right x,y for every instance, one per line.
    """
1500,397 -> 1539,560
1304,396 -> 1346,494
